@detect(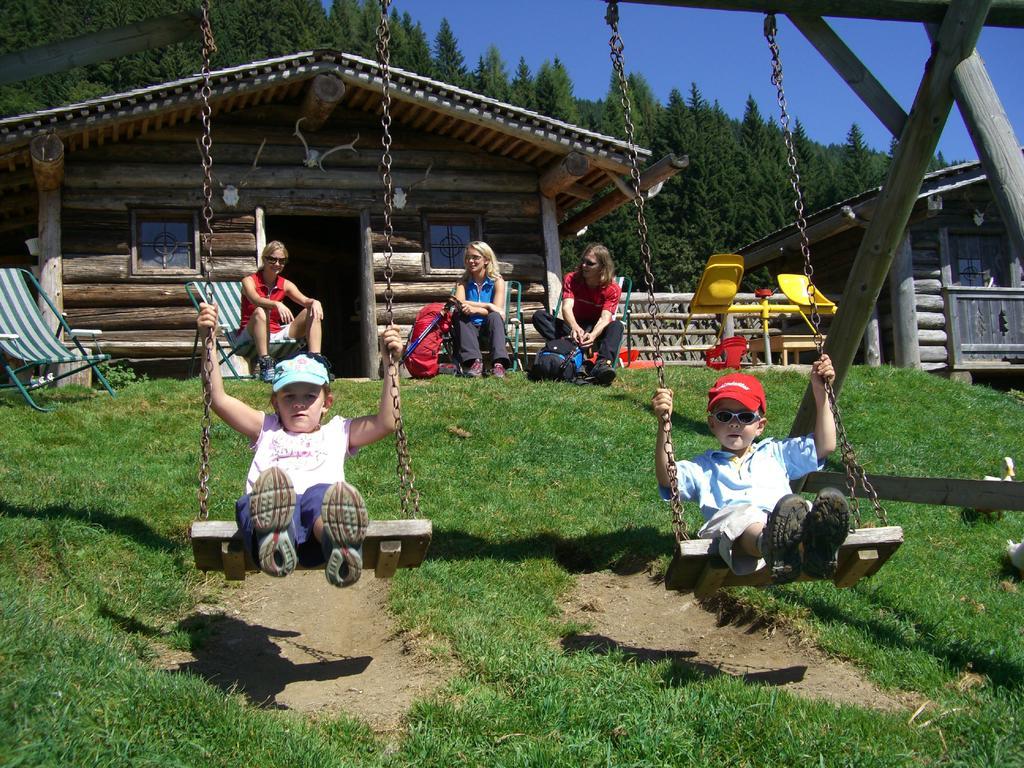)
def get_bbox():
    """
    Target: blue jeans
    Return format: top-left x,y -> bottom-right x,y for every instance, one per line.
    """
235,483 -> 332,567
